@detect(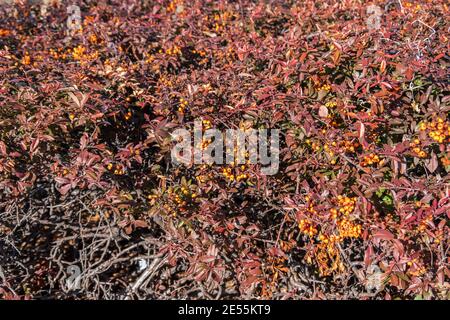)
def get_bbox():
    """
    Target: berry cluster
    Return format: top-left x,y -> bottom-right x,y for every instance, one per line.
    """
298,219 -> 318,237
361,153 -> 382,167
324,101 -> 337,108
409,138 -> 427,158
106,163 -> 125,175
421,117 -> 449,144
160,45 -> 182,56
316,83 -> 331,92
222,165 -> 249,183
178,97 -> 188,113
336,195 -> 357,216
70,45 -> 99,63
